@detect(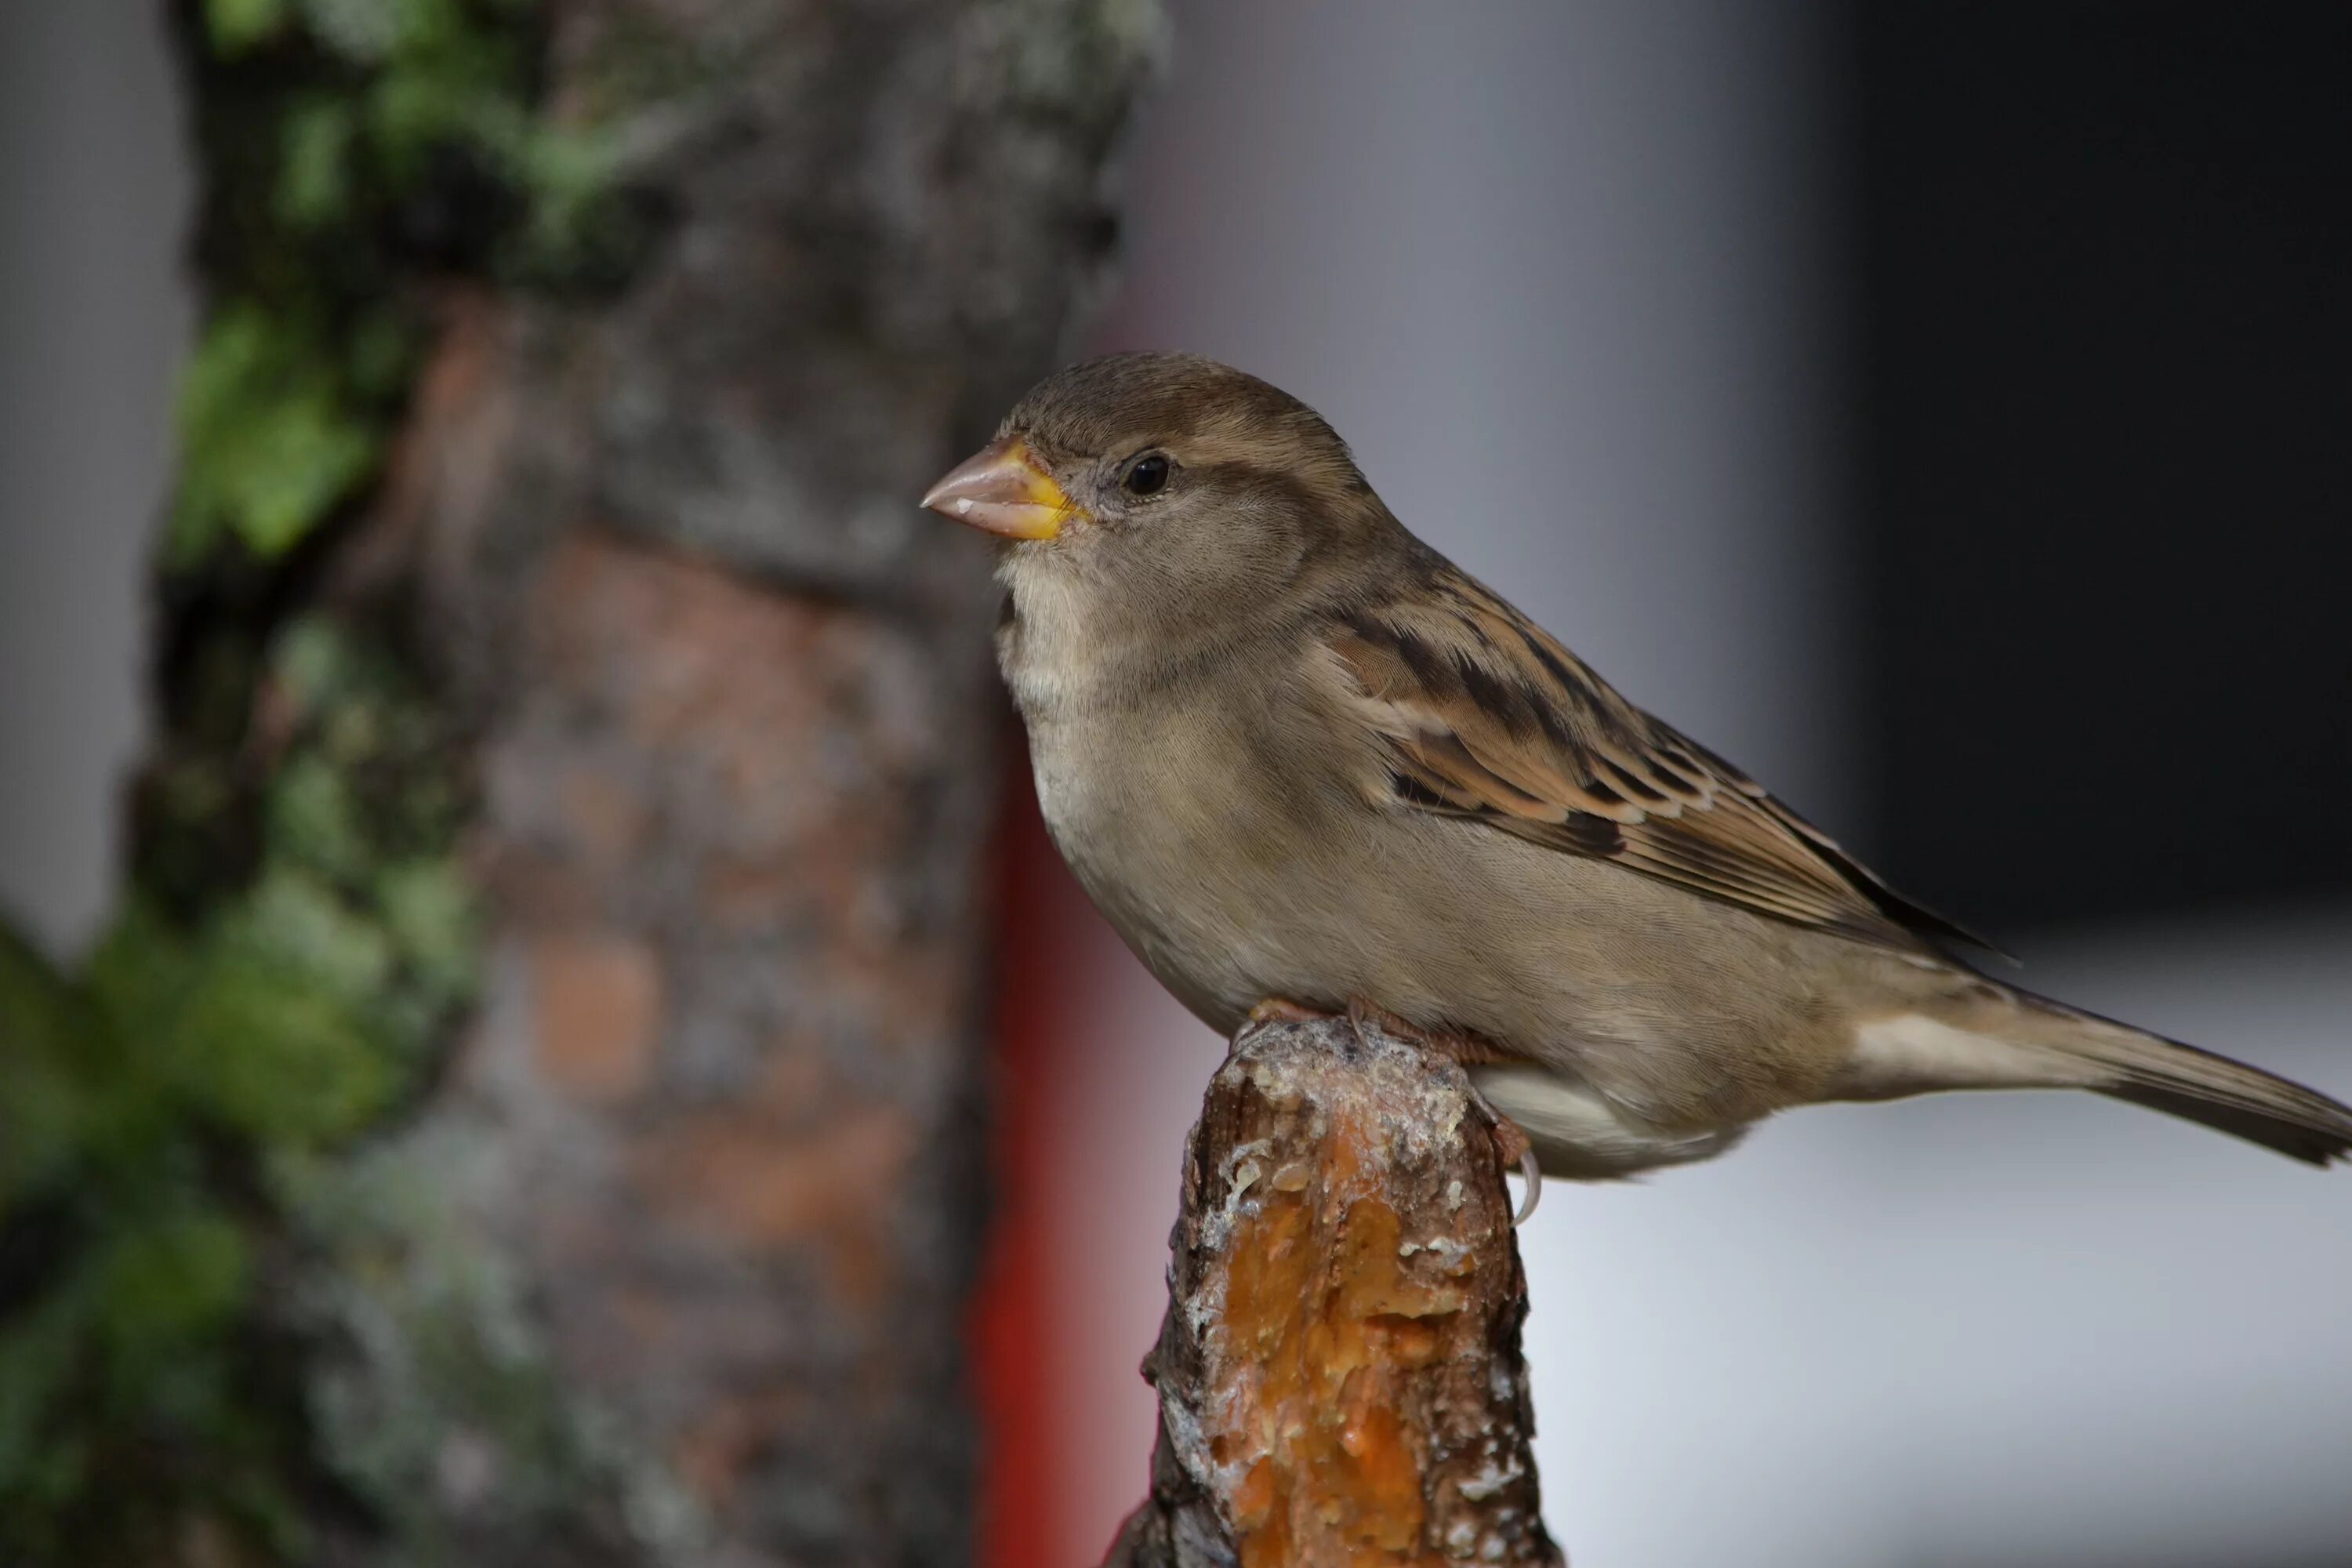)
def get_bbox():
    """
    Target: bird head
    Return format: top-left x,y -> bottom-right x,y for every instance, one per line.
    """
920,352 -> 1390,637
